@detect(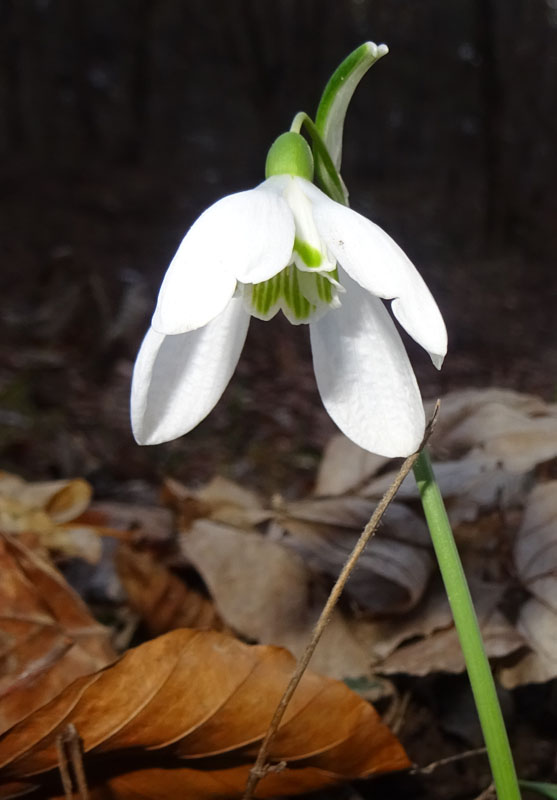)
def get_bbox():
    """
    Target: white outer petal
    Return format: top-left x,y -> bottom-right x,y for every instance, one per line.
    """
131,296 -> 250,445
310,271 -> 425,458
303,182 -> 447,367
152,185 -> 294,335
